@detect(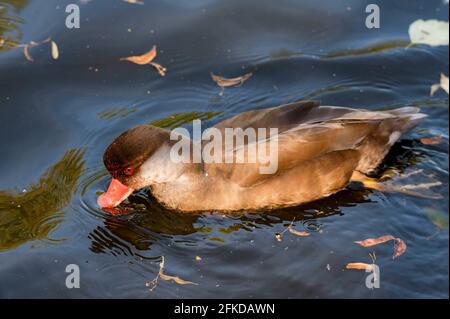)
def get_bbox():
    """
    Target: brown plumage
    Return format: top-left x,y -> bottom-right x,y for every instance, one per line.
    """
100,100 -> 426,212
